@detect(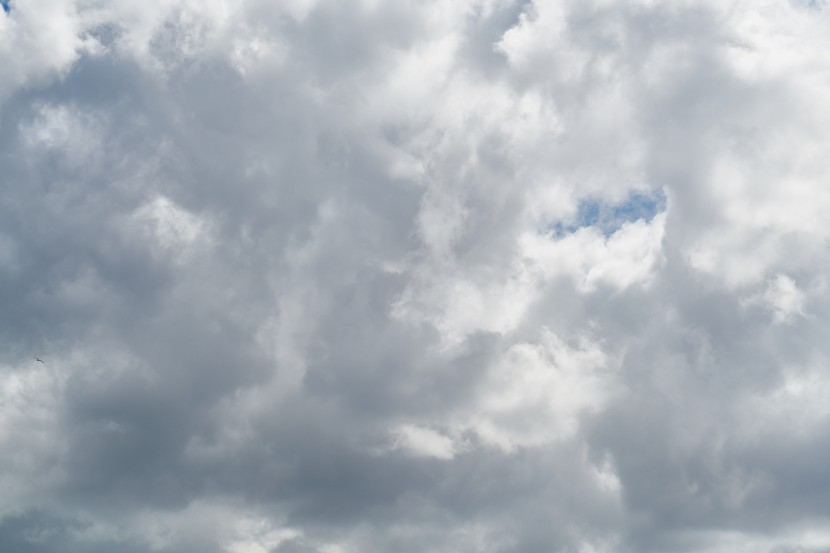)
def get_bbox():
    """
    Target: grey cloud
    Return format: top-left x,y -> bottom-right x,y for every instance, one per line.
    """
2,0 -> 830,552
0,510 -> 161,553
